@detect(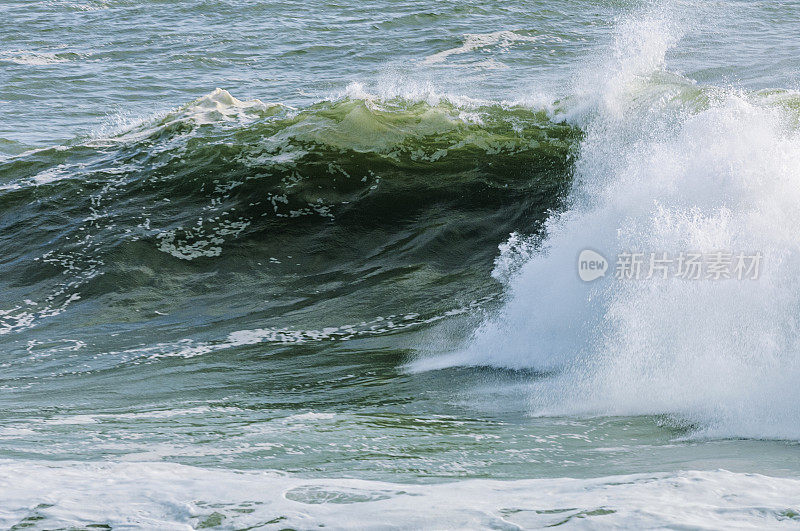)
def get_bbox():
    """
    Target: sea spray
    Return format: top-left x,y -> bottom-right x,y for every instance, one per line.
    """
415,2 -> 800,439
